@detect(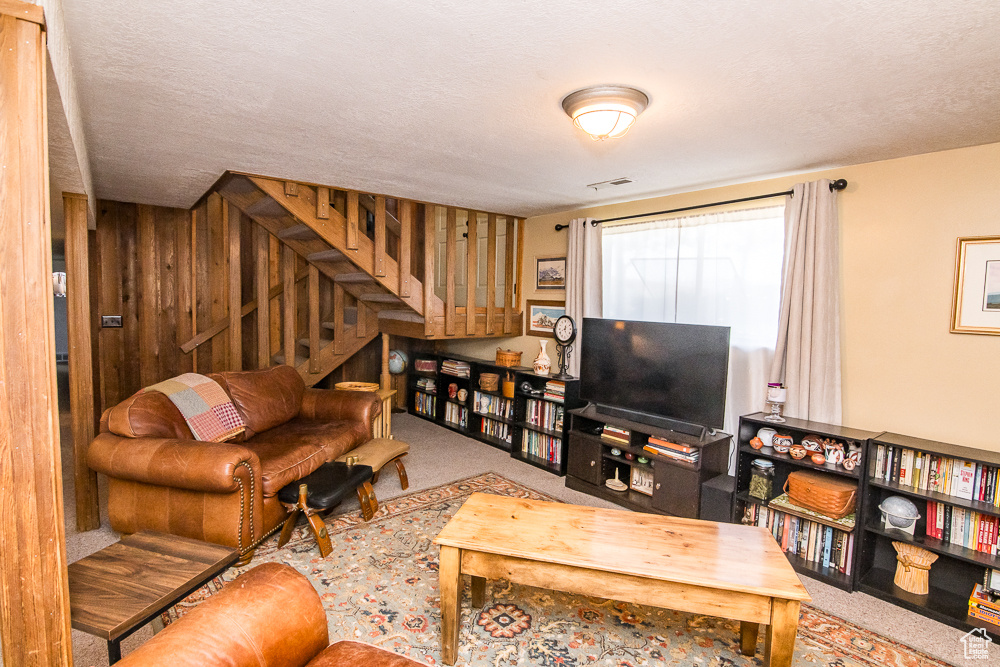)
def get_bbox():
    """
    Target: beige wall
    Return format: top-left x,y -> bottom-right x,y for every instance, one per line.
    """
443,141 -> 1000,452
